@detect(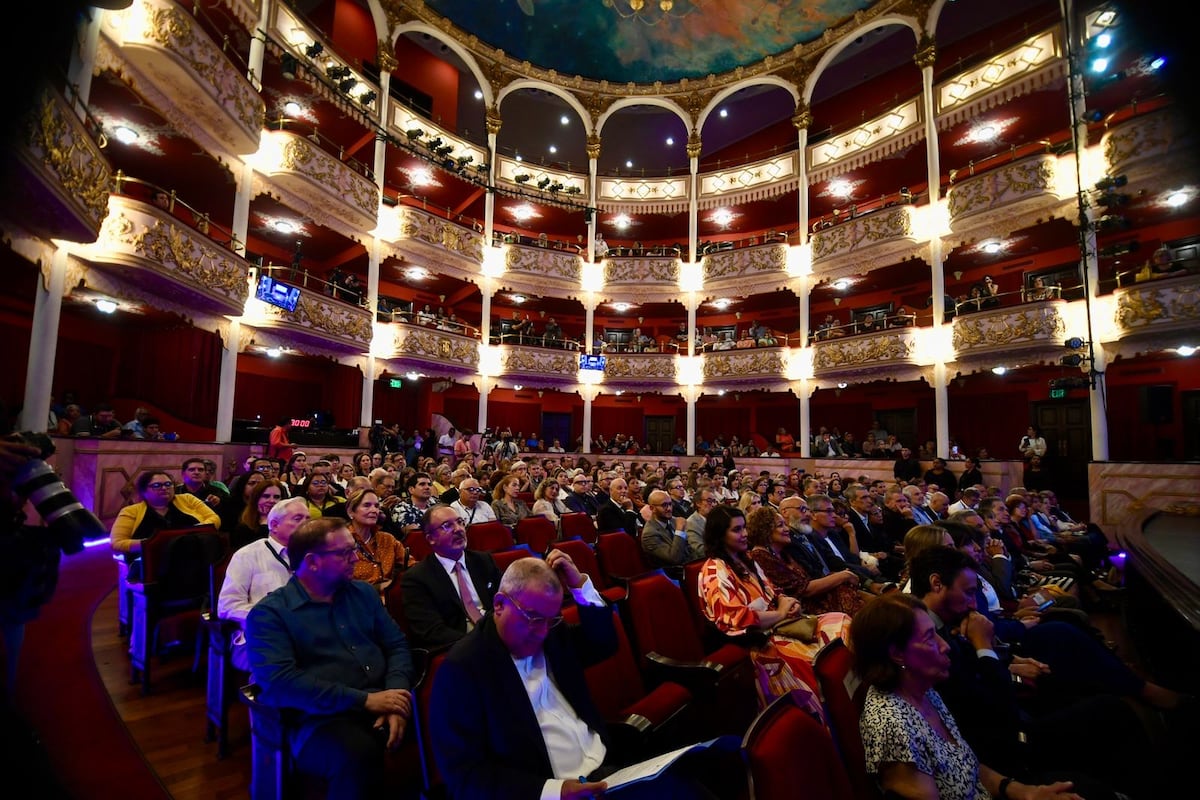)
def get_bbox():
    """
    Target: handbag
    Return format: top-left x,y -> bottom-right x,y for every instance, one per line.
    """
772,614 -> 820,643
